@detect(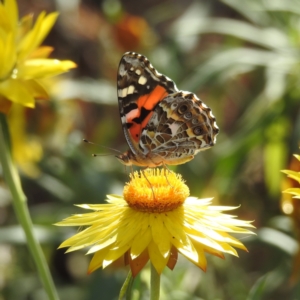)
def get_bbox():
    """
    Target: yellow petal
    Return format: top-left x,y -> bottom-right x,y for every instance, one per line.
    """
163,209 -> 190,247
0,79 -> 35,107
57,208 -> 123,226
283,188 -> 300,197
216,242 -> 239,256
186,234 -> 226,253
29,46 -> 54,59
65,231 -> 116,253
18,14 -> 33,39
151,214 -> 171,258
201,244 -> 225,259
24,80 -> 49,99
17,59 -> 76,79
0,4 -> 10,31
0,32 -> 16,79
103,244 -> 130,268
87,235 -> 118,254
282,170 -> 300,183
17,12 -> 59,61
4,0 -> 18,29
148,240 -> 169,274
131,226 -> 152,259
88,247 -> 110,274
193,245 -> 207,271
64,221 -> 119,251
172,236 -> 199,263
